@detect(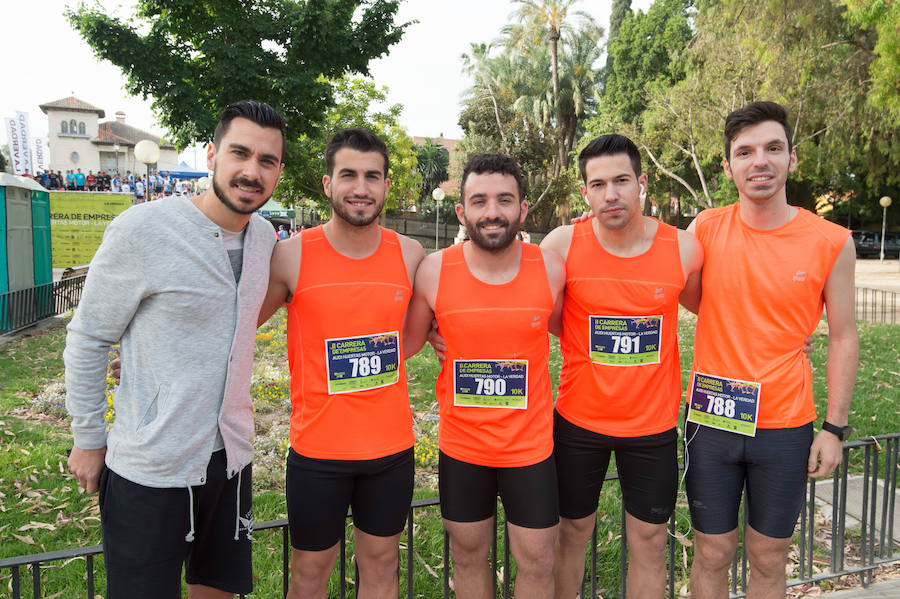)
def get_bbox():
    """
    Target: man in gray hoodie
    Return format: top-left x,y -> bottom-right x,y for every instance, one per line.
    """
64,100 -> 285,599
